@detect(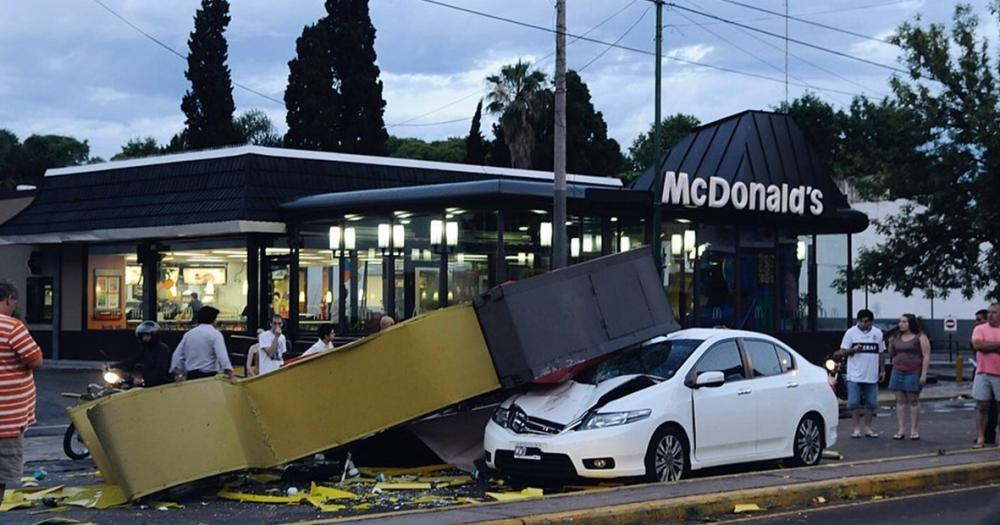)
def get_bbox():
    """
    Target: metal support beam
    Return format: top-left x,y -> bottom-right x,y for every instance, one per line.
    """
246,236 -> 259,335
